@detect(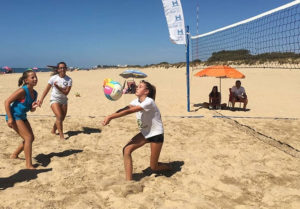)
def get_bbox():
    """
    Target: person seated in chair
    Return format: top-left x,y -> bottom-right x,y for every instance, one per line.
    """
231,80 -> 248,110
126,83 -> 137,94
